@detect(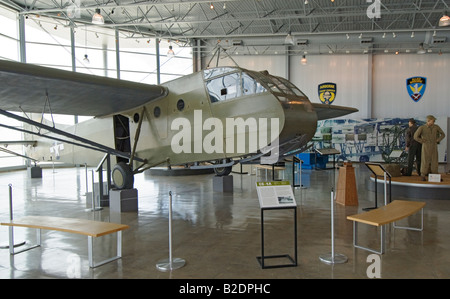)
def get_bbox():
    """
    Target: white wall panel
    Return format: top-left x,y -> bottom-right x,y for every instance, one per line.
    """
372,54 -> 450,119
290,55 -> 370,119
